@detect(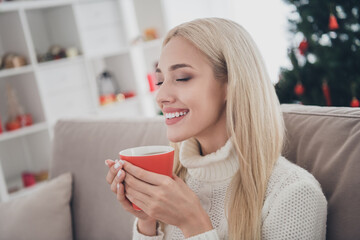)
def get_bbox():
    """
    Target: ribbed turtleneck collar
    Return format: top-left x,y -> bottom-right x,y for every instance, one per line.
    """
179,137 -> 239,182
